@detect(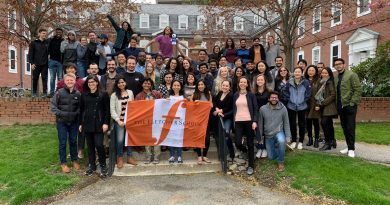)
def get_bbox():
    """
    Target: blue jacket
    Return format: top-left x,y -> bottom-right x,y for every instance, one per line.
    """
283,78 -> 311,111
96,42 -> 115,70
